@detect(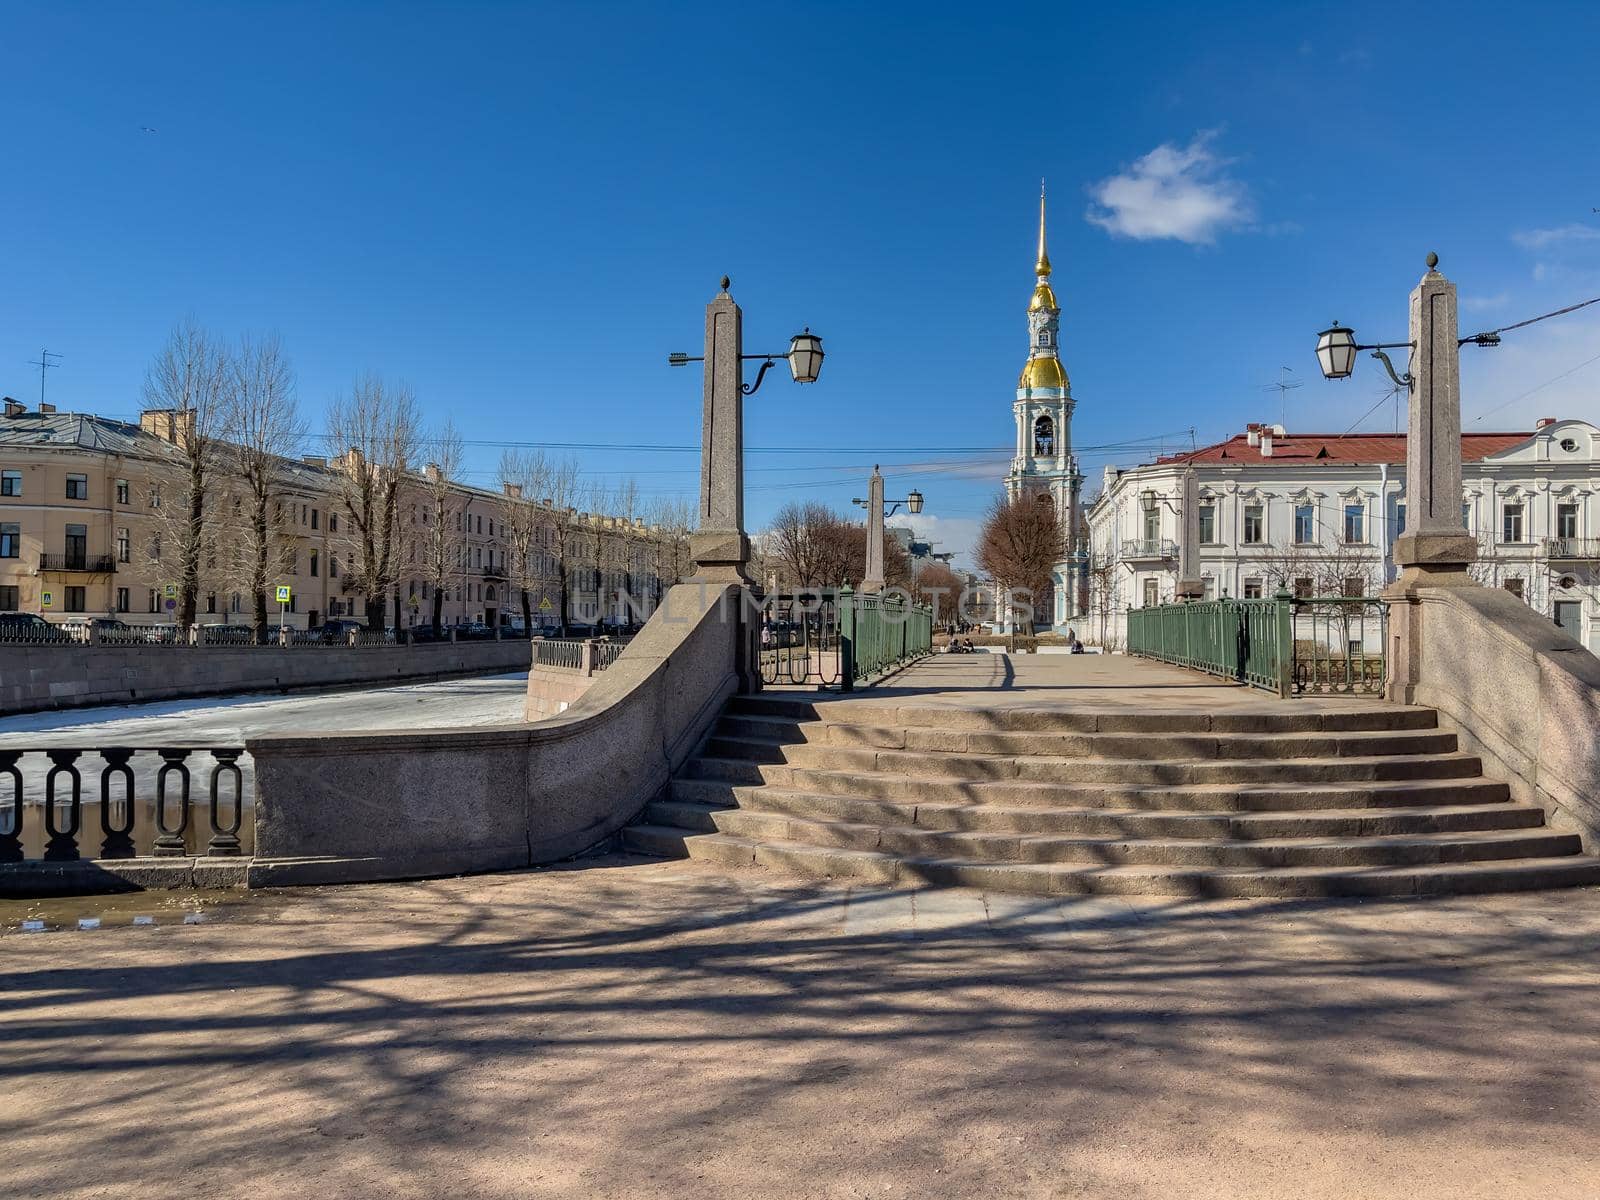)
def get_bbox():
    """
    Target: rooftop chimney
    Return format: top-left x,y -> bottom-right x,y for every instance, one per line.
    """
503,483 -> 523,499
1536,417 -> 1557,430
302,455 -> 327,467
1260,429 -> 1275,458
1246,423 -> 1261,447
2,398 -> 22,418
38,402 -> 56,414
425,463 -> 442,483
